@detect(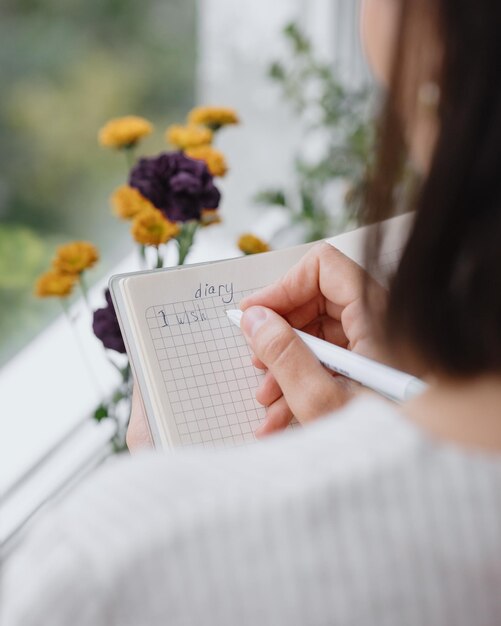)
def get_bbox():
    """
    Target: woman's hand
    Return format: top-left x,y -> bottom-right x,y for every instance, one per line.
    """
126,387 -> 154,453
126,243 -> 387,449
240,242 -> 387,437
